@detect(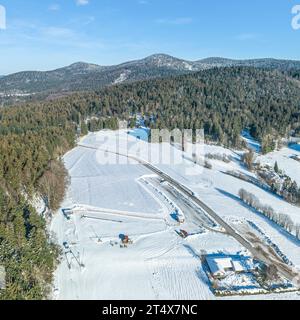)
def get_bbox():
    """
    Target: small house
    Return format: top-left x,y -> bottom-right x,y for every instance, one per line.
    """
206,257 -> 234,279
231,260 -> 245,274
205,255 -> 252,279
